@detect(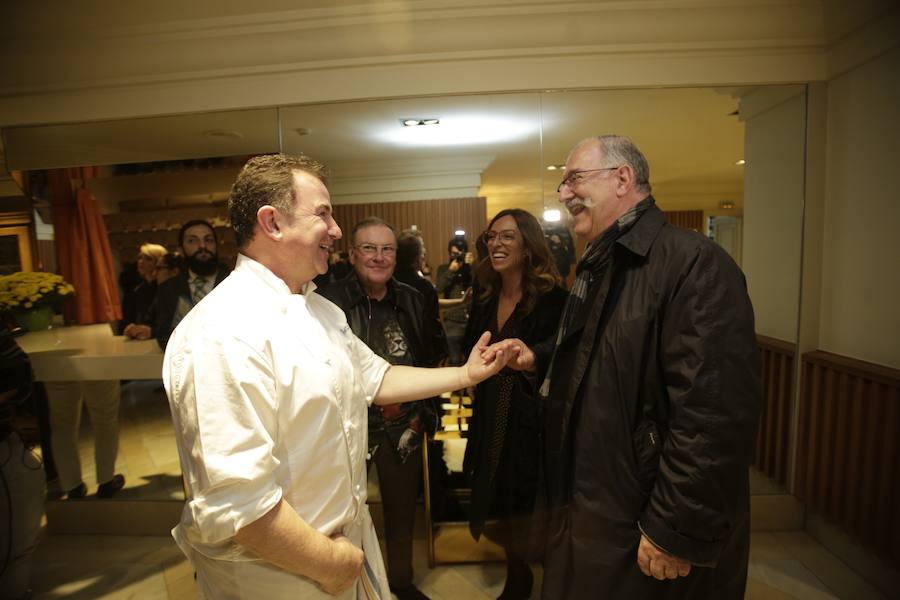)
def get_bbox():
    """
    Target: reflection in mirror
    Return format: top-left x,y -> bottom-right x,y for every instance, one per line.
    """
1,87 -> 805,516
